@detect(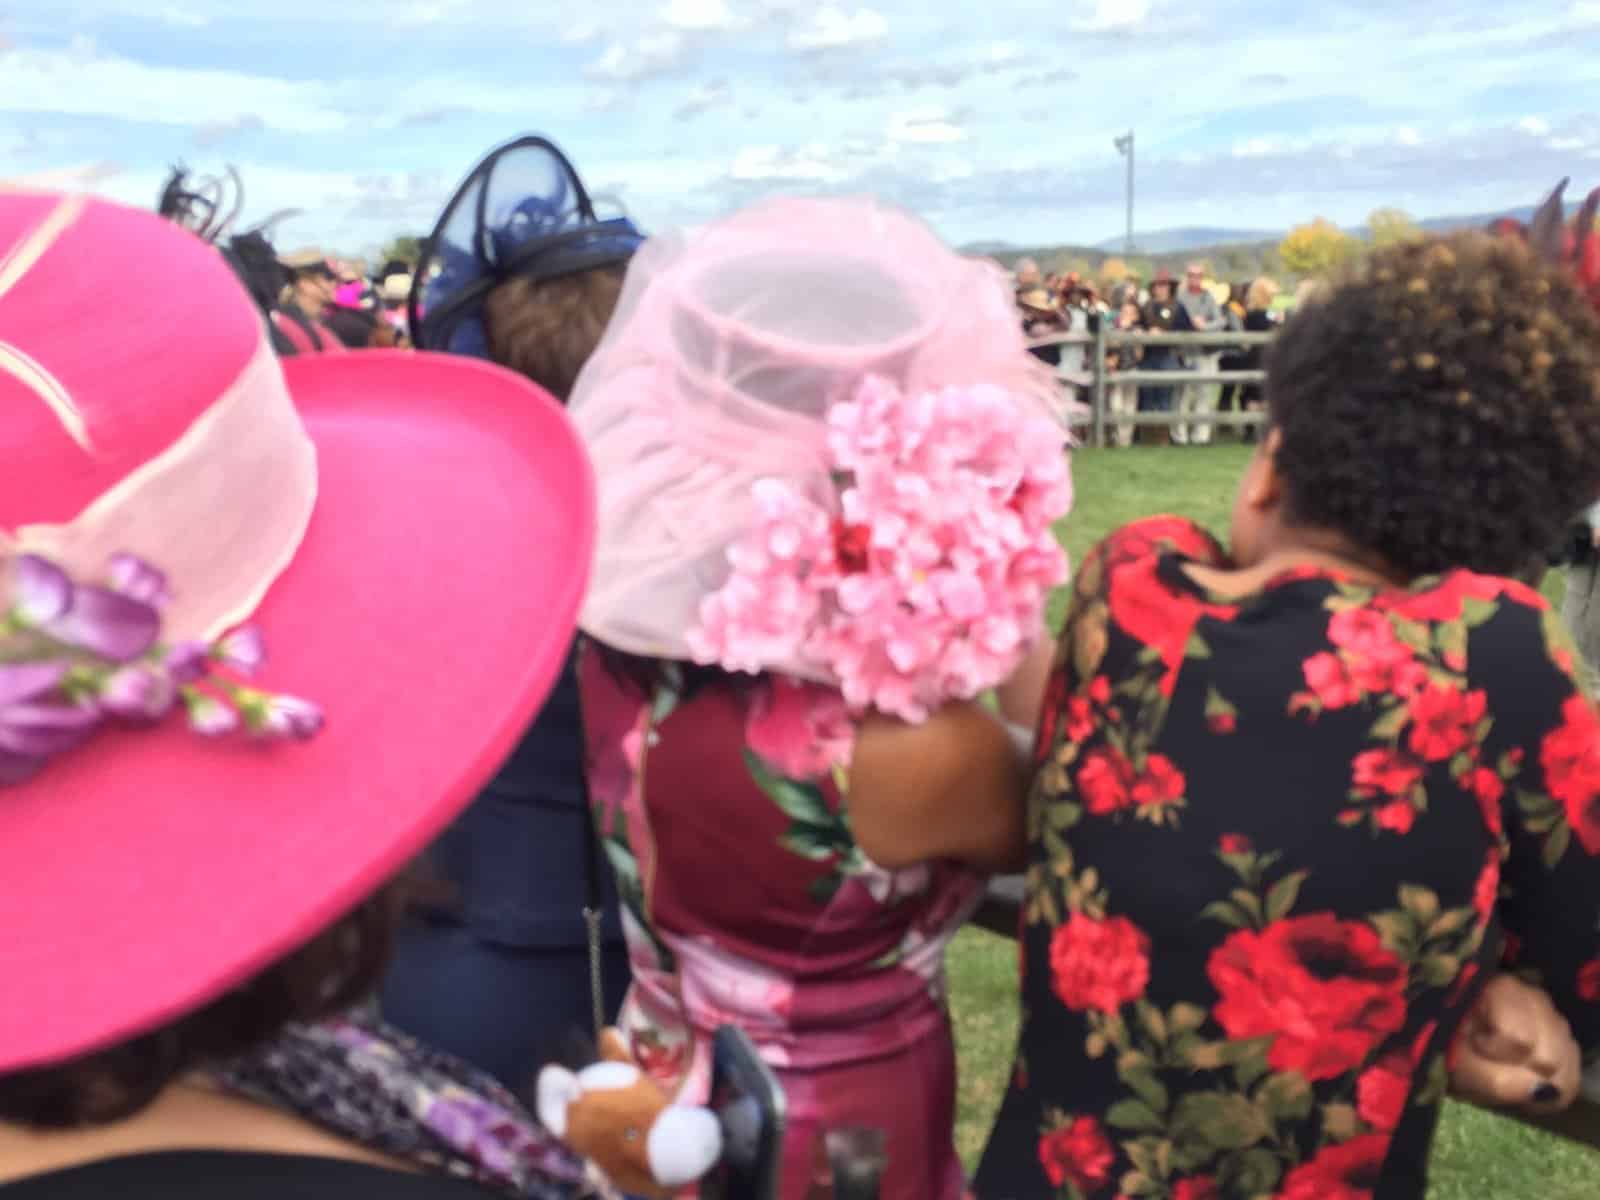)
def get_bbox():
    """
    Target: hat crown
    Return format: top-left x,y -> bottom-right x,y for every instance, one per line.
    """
0,192 -> 262,530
